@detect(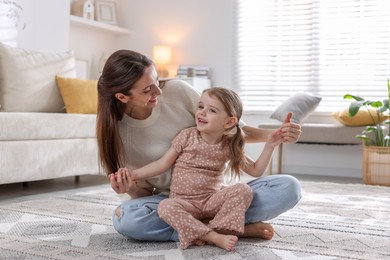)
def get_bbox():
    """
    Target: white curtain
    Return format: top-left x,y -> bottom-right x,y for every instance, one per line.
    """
235,0 -> 390,113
